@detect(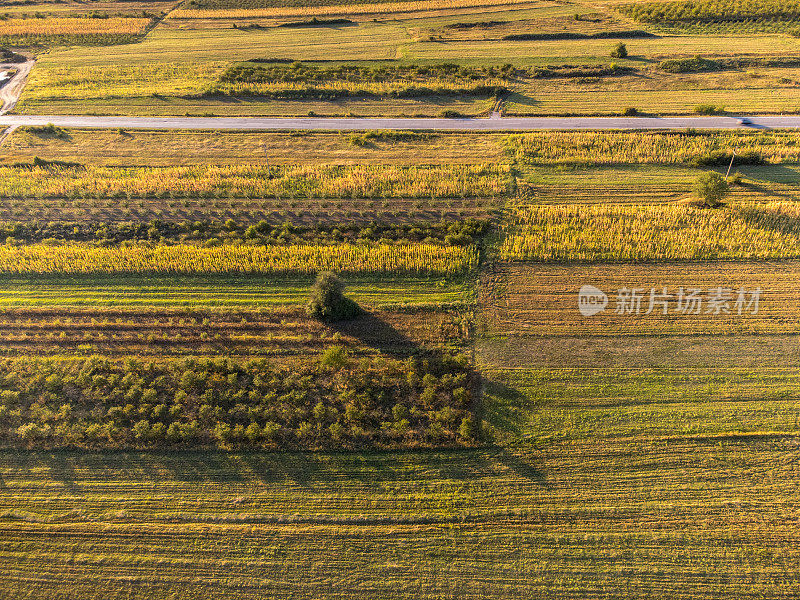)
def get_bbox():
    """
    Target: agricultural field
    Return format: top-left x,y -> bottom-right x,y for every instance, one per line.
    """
9,0 -> 800,116
0,16 -> 153,46
0,128 -> 508,165
4,0 -> 800,597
